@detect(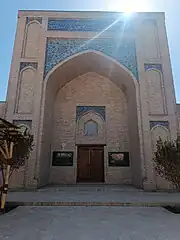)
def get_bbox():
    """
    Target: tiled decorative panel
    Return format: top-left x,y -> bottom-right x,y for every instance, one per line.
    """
48,18 -> 134,32
13,120 -> 32,129
26,17 -> 42,24
20,62 -> 38,71
76,106 -> 105,121
150,121 -> 169,130
45,38 -> 138,79
144,63 -> 162,73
